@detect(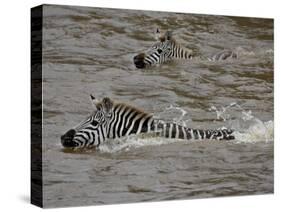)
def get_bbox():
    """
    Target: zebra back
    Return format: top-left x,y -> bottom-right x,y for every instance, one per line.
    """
154,121 -> 234,140
106,100 -> 235,141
